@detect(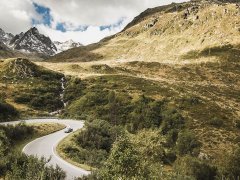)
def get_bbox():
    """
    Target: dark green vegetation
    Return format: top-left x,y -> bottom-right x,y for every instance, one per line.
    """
0,58 -> 64,116
61,120 -> 122,168
0,99 -> 19,122
1,2 -> 240,179
0,123 -> 66,179
60,42 -> 240,179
